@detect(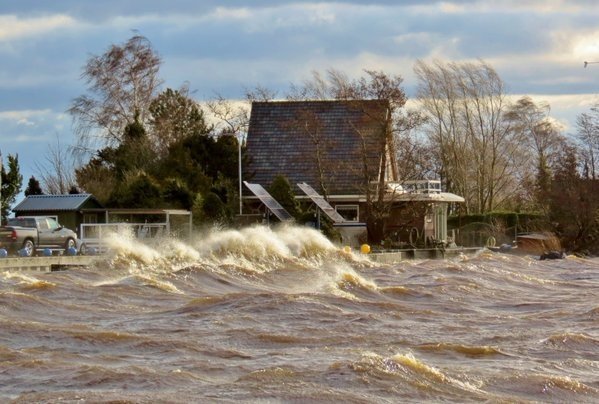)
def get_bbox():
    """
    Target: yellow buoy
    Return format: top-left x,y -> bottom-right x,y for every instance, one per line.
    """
343,246 -> 352,253
360,244 -> 371,254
